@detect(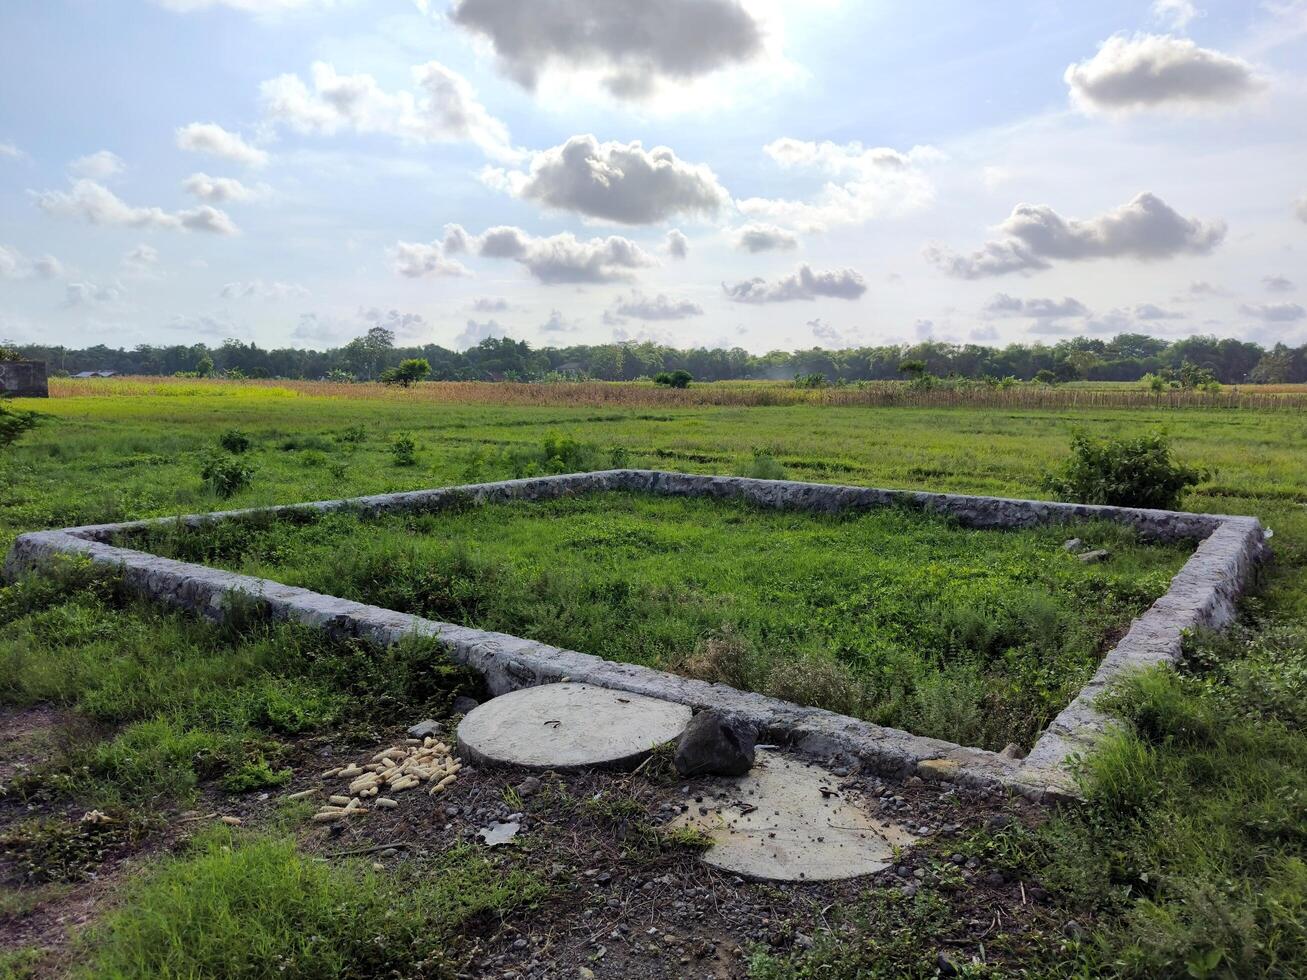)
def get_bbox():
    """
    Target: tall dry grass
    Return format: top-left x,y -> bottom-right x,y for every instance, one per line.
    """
48,375 -> 1307,411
